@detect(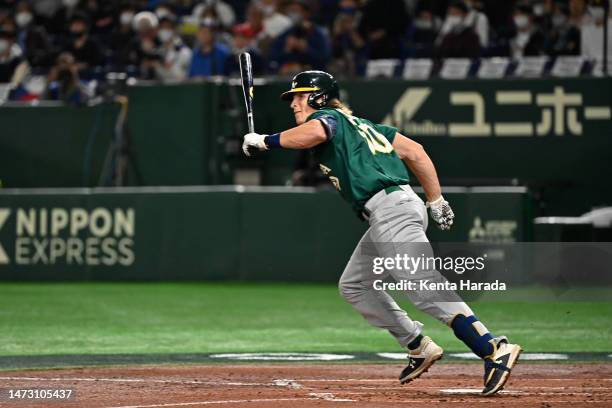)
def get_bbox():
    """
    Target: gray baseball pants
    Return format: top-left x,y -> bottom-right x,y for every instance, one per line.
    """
338,185 -> 474,348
